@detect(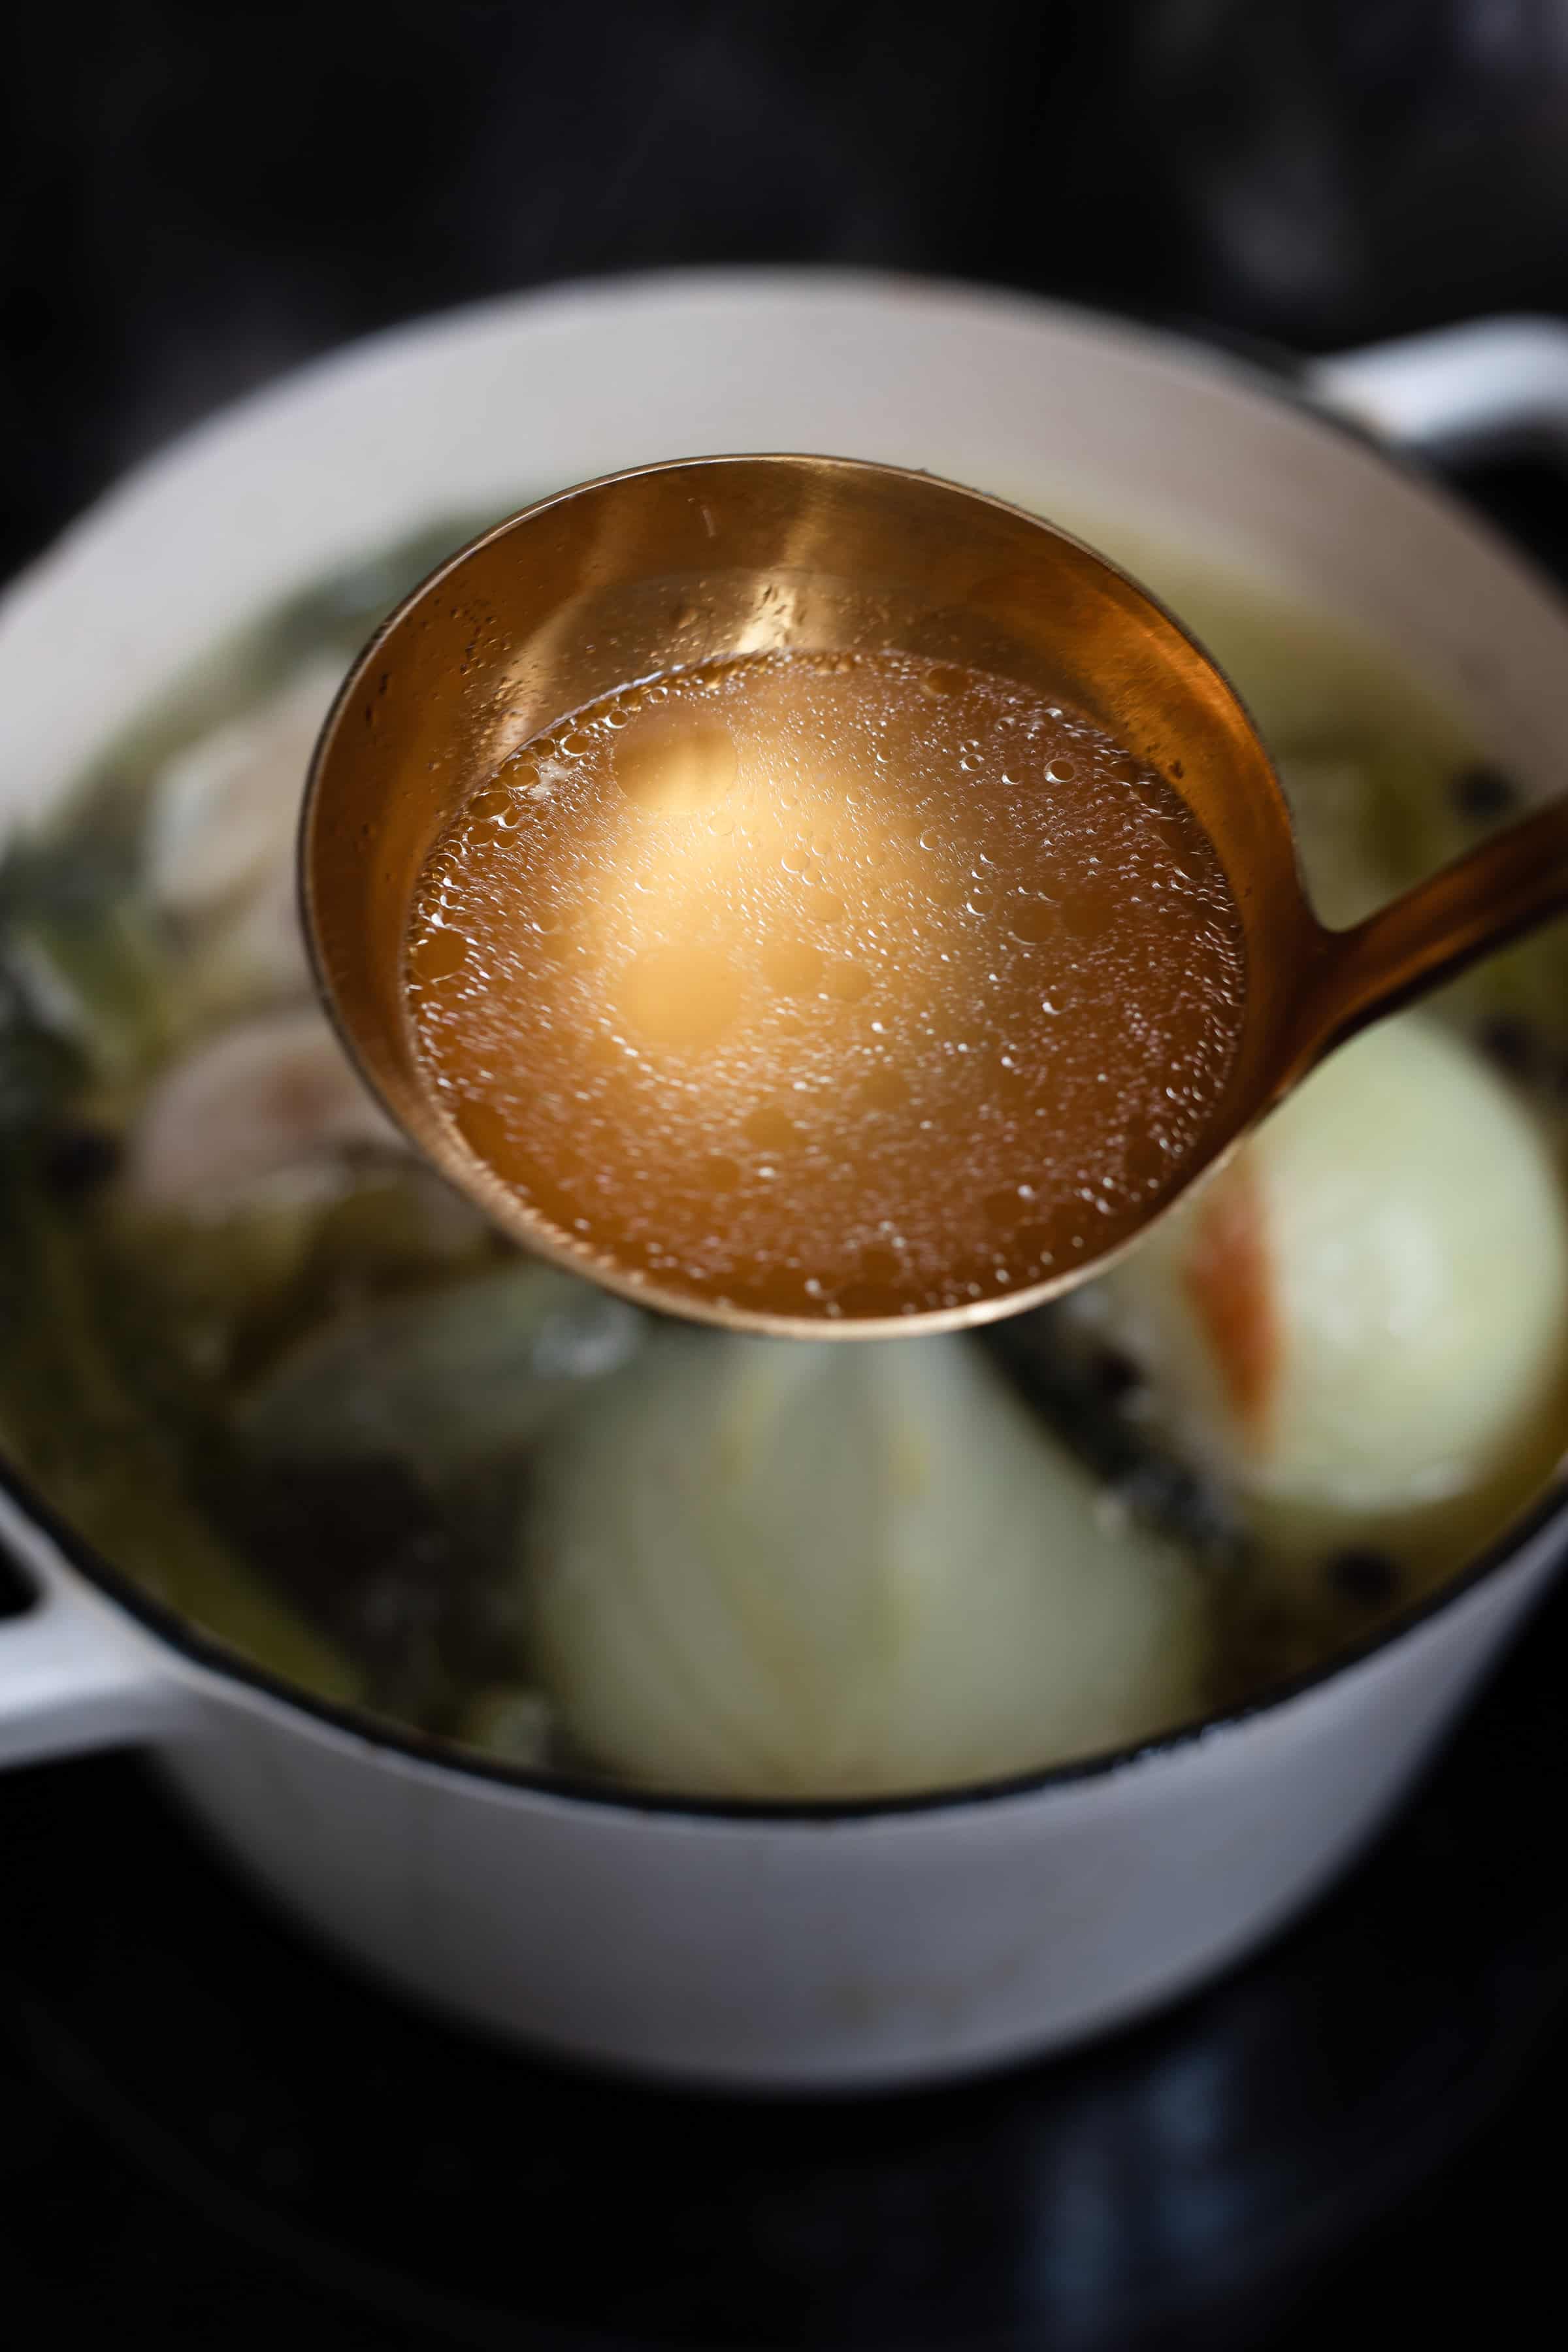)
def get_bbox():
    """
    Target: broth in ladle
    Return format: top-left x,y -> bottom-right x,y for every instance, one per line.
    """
406,650 -> 1246,1322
